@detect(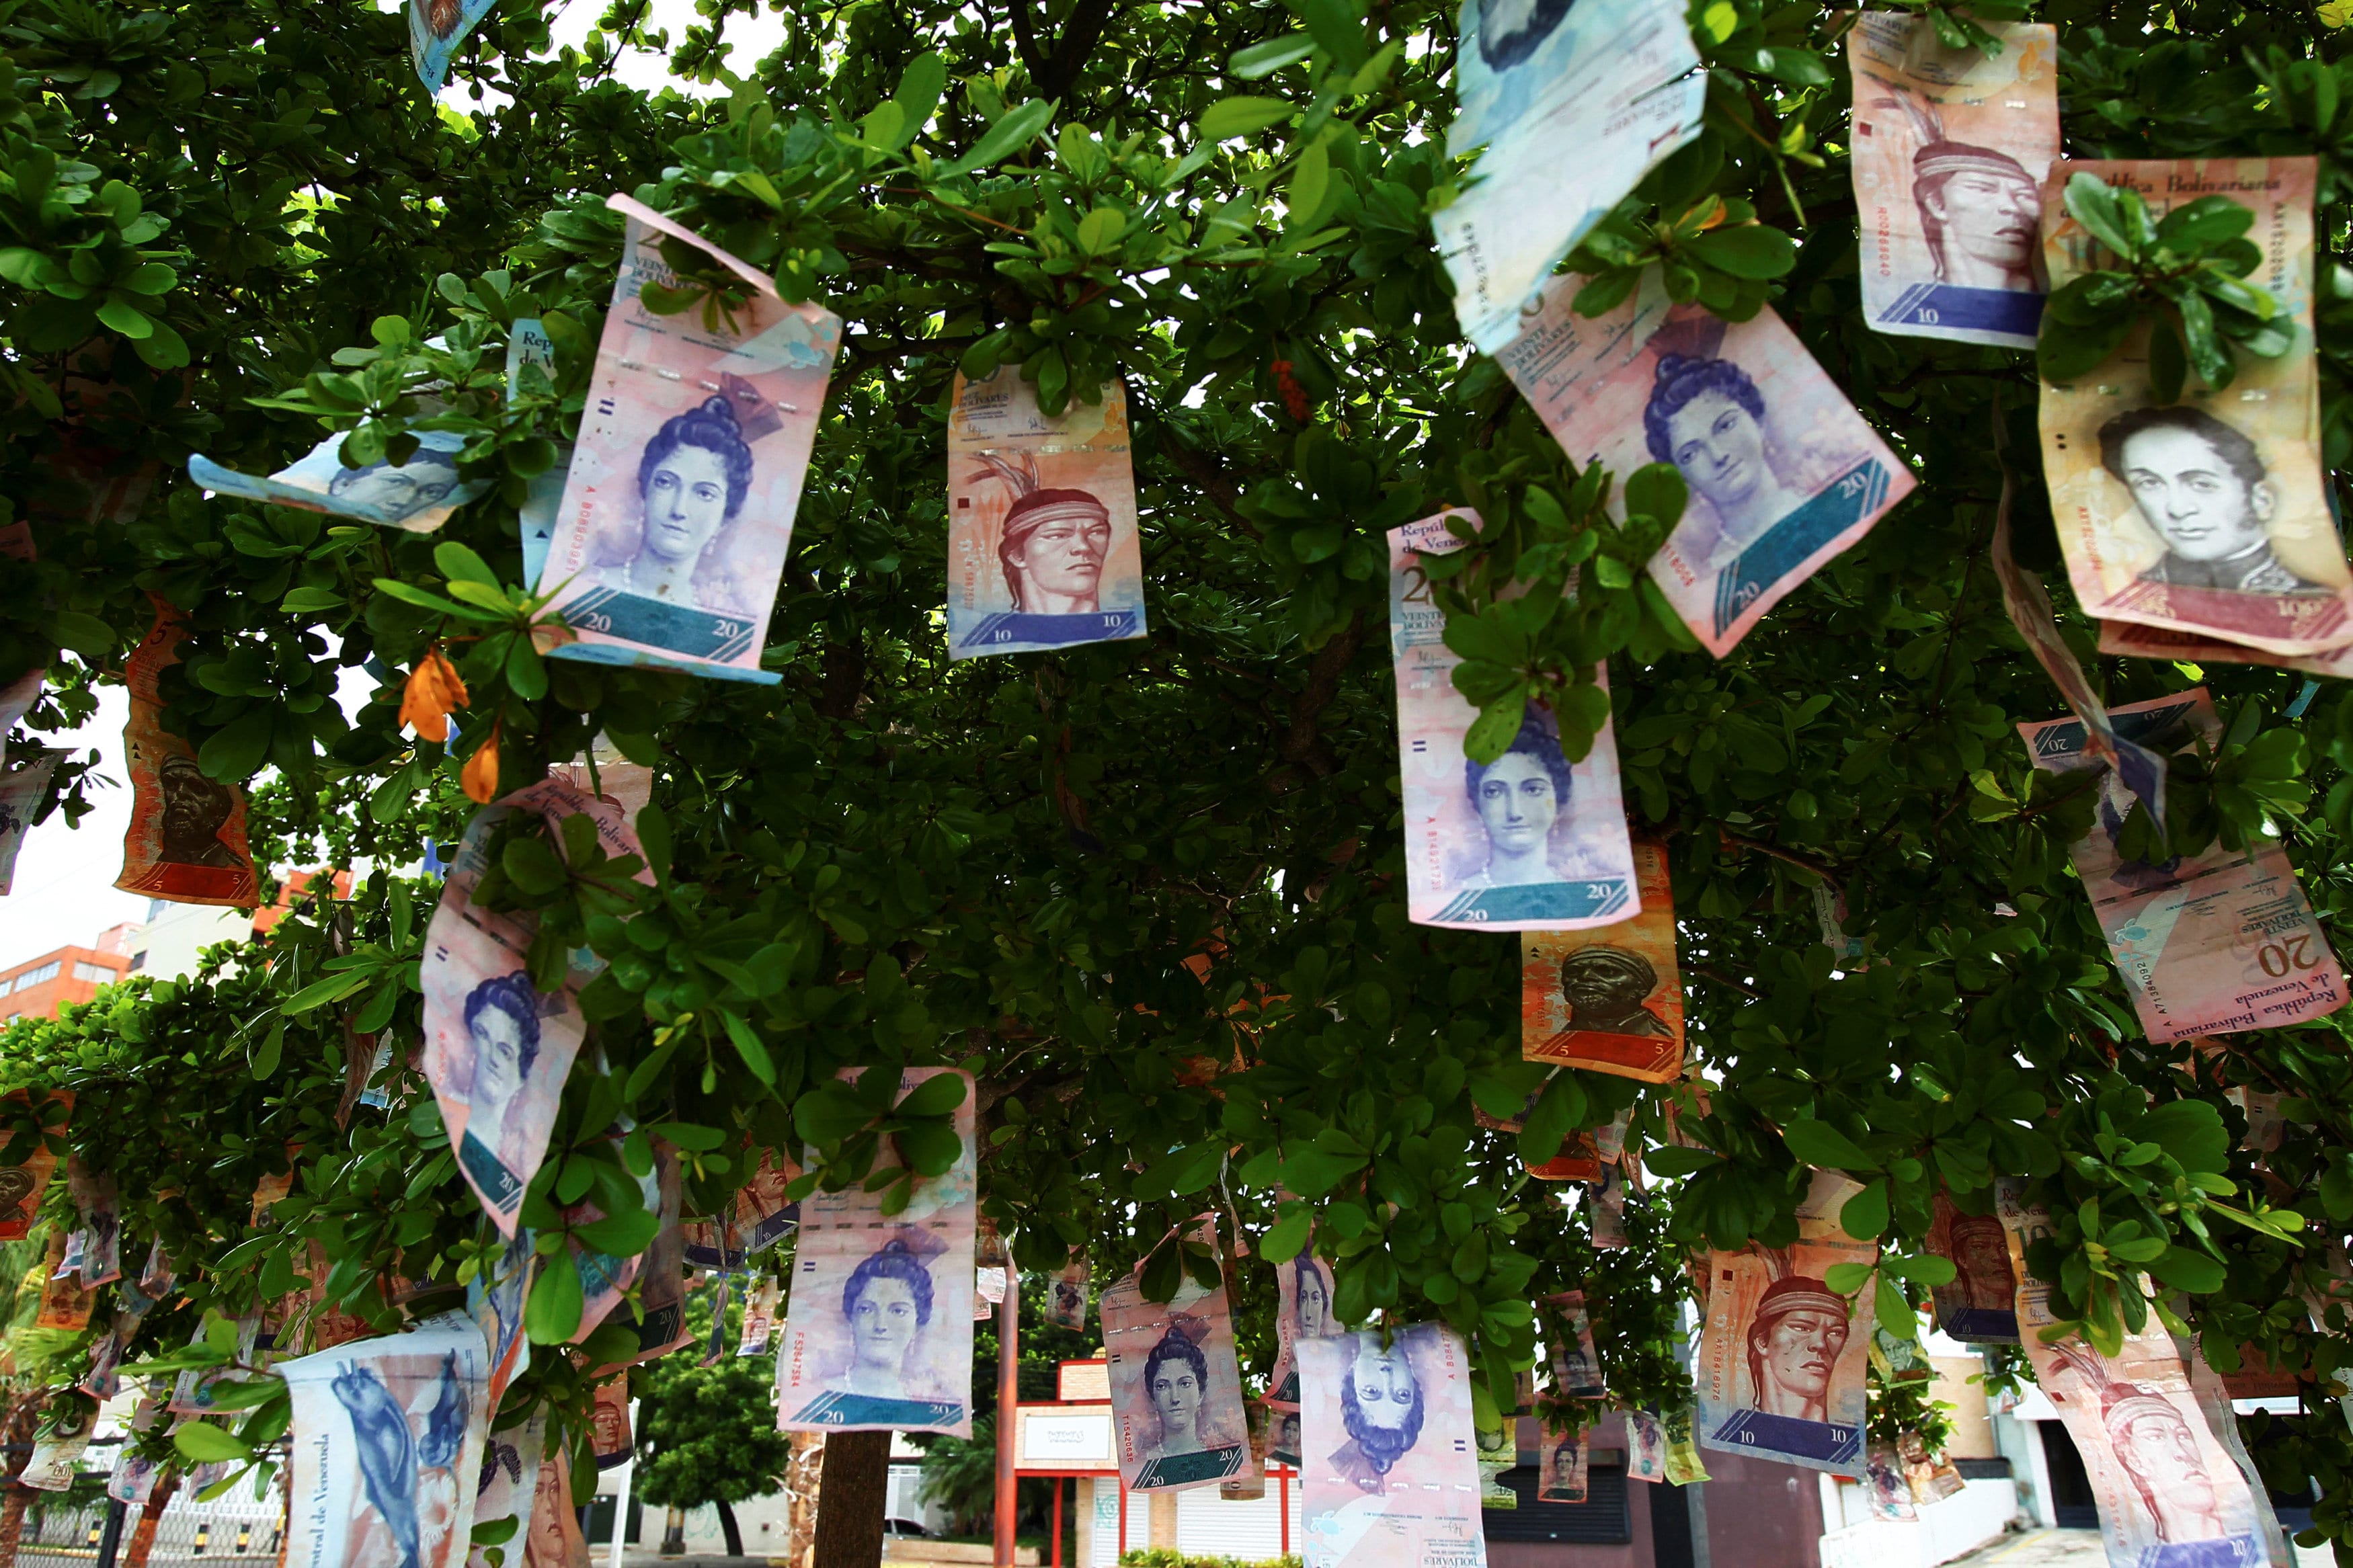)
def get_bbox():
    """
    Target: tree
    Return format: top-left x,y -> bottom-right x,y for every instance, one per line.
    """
632,1281 -> 791,1558
0,0 -> 2344,1561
